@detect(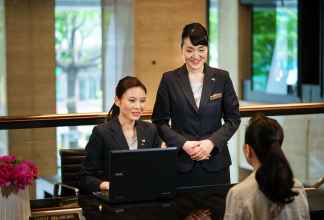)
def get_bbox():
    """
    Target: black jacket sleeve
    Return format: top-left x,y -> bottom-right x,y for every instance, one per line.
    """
151,123 -> 162,148
208,71 -> 241,152
80,126 -> 106,193
152,74 -> 187,149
